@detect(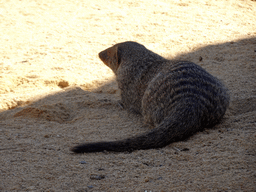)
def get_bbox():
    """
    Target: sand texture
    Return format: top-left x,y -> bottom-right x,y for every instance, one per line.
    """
0,0 -> 256,191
